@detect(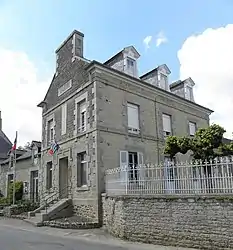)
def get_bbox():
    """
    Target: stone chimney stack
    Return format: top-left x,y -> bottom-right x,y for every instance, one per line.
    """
0,111 -> 2,131
55,30 -> 84,74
